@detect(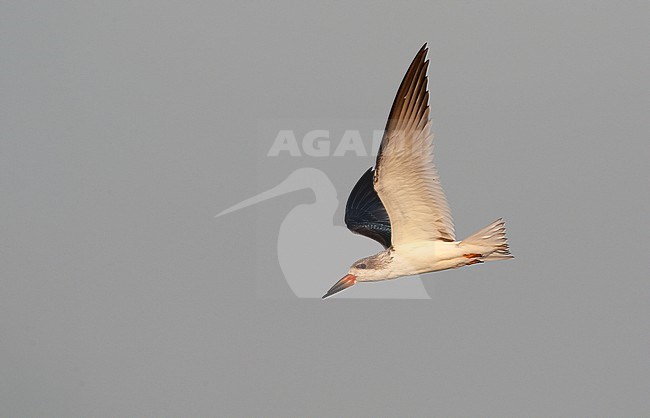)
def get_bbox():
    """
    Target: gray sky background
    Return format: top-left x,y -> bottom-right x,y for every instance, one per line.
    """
1,1 -> 649,416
